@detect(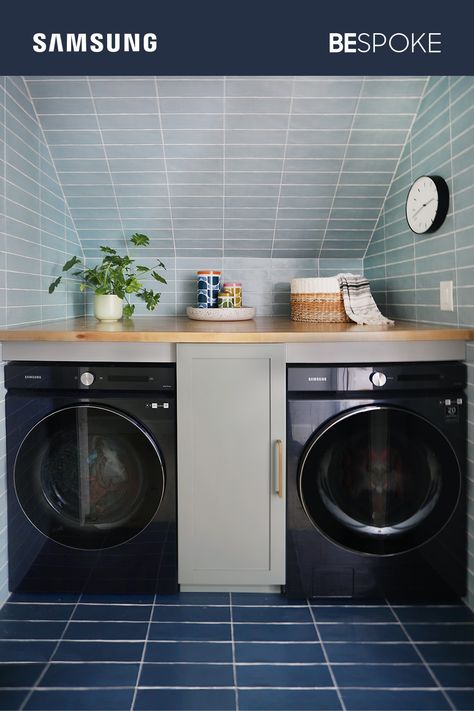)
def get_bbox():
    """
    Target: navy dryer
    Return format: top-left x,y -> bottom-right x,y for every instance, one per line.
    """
6,362 -> 177,595
286,362 -> 467,599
